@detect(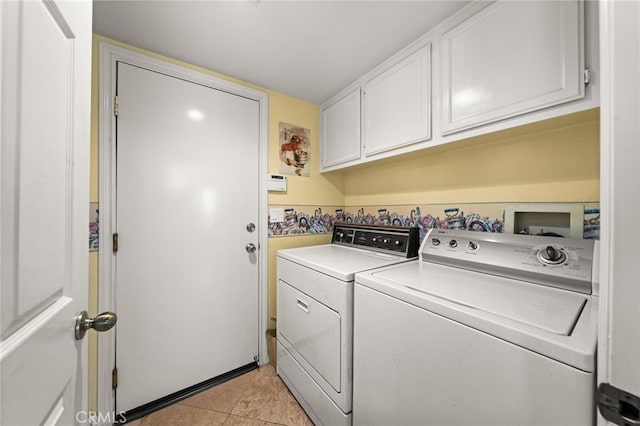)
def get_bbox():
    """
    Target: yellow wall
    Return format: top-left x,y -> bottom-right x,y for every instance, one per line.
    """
343,109 -> 599,207
266,92 -> 344,328
267,93 -> 344,206
89,34 -> 342,410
